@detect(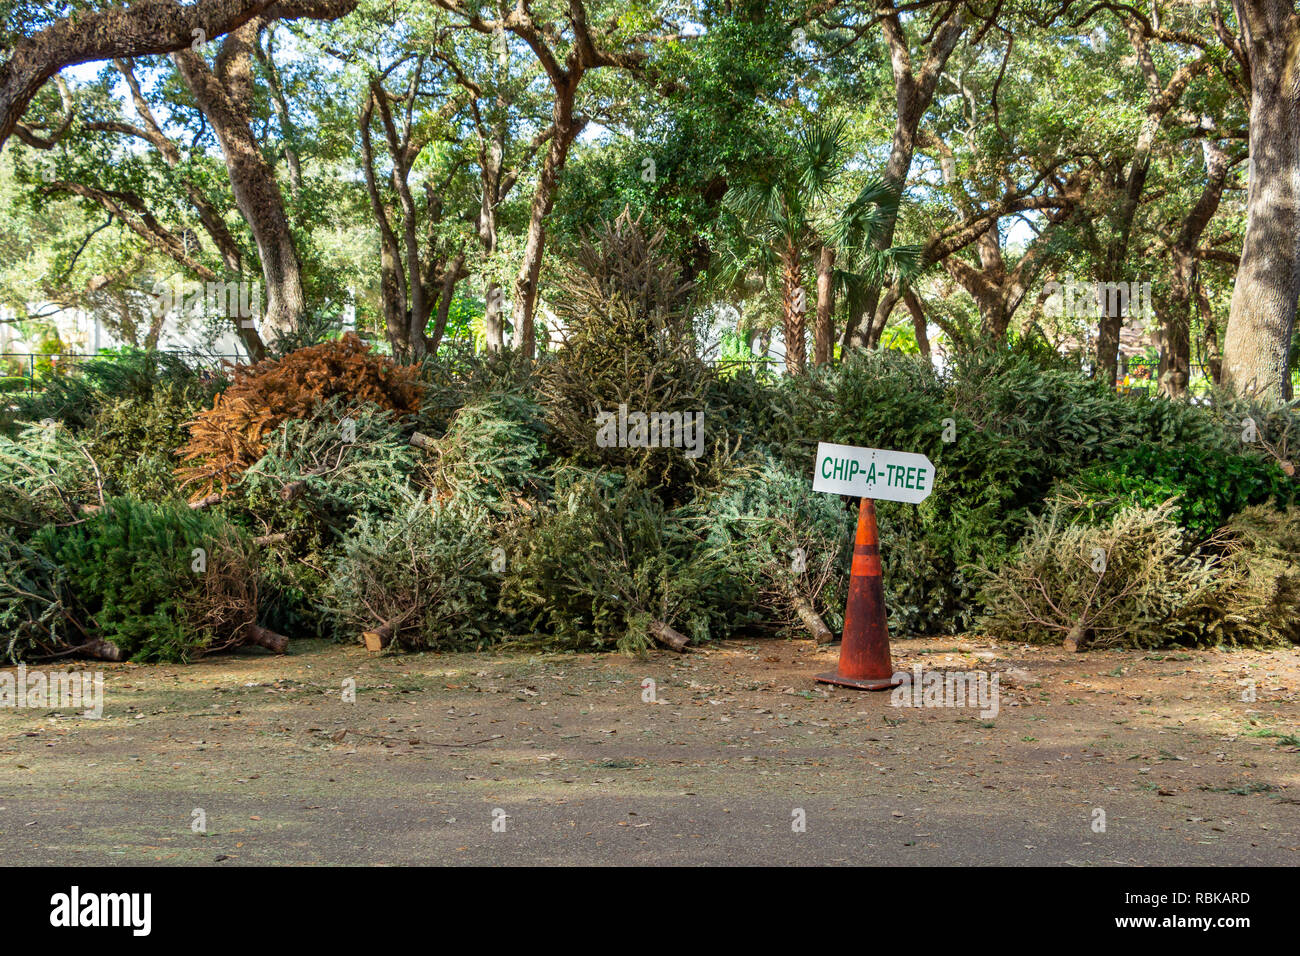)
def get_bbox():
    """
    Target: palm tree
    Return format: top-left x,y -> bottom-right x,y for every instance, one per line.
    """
724,118 -> 916,372
828,177 -> 920,358
723,118 -> 847,373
